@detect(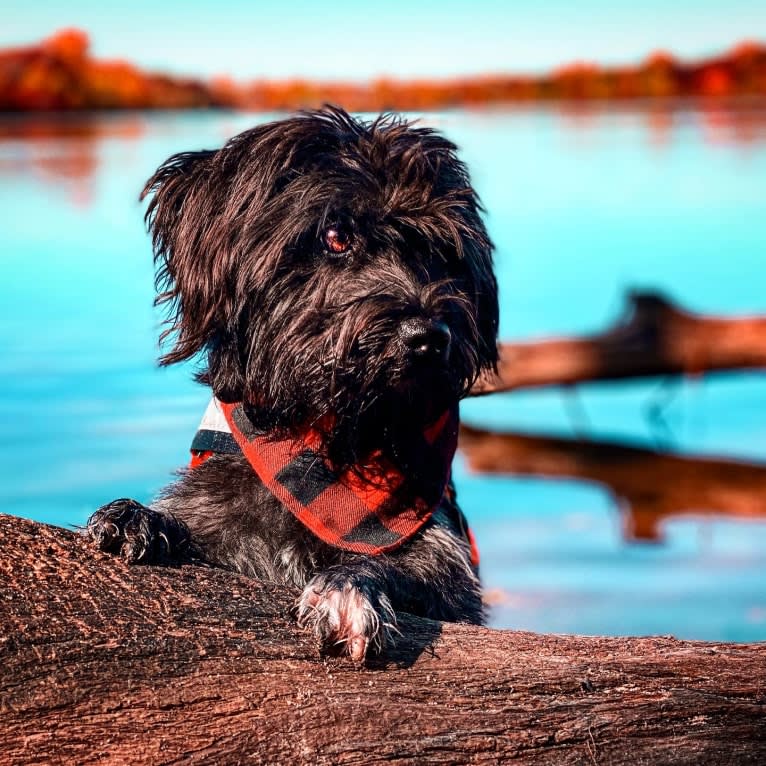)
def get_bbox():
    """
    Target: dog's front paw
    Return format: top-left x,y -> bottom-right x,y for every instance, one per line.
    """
85,499 -> 191,564
295,571 -> 397,662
